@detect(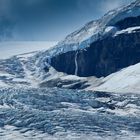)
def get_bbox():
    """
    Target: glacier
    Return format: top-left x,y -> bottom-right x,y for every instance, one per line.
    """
0,50 -> 140,139
0,88 -> 140,139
